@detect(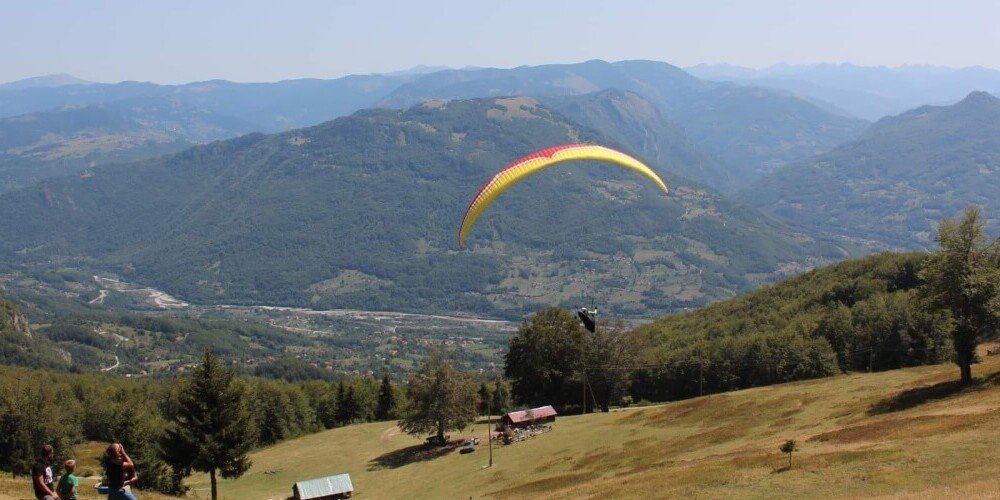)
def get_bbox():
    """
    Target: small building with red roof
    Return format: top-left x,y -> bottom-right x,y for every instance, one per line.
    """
500,405 -> 558,428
